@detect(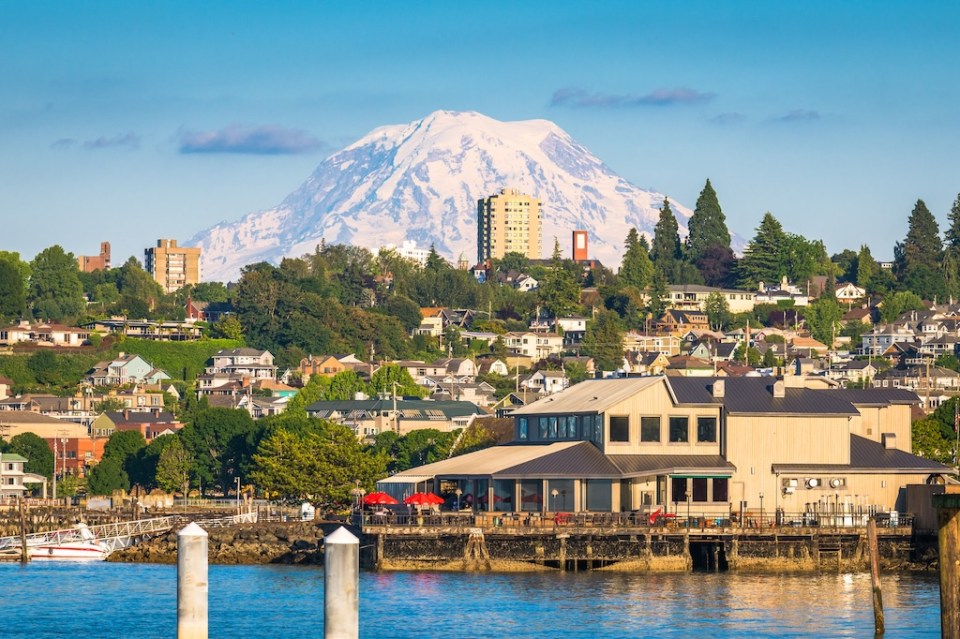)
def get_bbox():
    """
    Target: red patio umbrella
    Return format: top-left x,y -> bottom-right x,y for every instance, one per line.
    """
363,492 -> 399,506
404,492 -> 443,506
